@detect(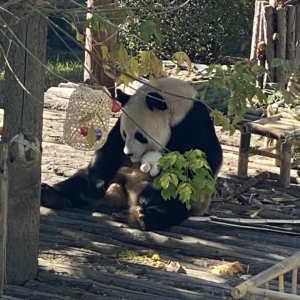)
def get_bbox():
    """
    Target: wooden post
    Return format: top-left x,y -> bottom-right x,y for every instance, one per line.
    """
275,6 -> 287,82
279,139 -> 292,188
250,0 -> 262,61
84,0 -> 117,97
1,14 -> 47,284
237,132 -> 251,177
264,5 -> 275,83
287,5 -> 296,61
0,143 -> 8,297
